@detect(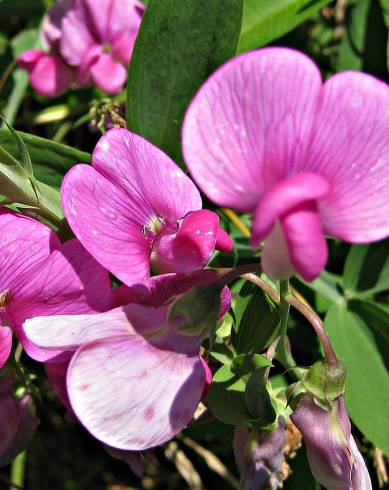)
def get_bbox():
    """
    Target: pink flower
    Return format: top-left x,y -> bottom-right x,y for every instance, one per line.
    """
23,272 -> 222,450
18,0 -> 144,96
0,209 -> 113,365
61,128 -> 233,289
182,47 -> 389,281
